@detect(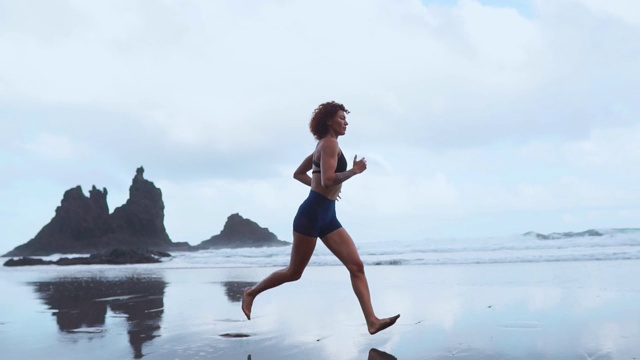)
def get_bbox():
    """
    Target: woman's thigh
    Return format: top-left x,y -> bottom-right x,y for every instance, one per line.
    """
320,228 -> 363,268
288,232 -> 318,271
